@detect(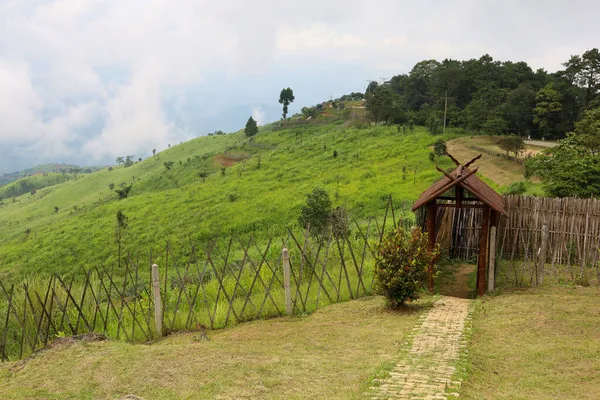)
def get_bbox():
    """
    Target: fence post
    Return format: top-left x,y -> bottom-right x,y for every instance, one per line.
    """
151,264 -> 163,337
488,226 -> 497,292
282,248 -> 292,316
539,223 -> 548,286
